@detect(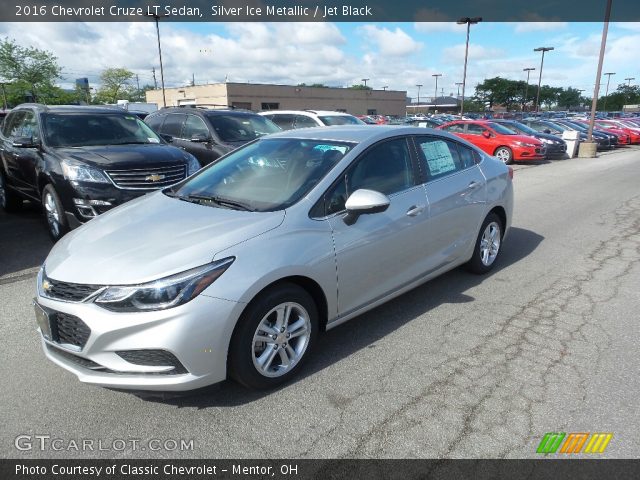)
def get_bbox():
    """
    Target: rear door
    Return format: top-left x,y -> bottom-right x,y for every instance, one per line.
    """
180,114 -> 219,166
414,136 -> 487,267
158,113 -> 187,149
